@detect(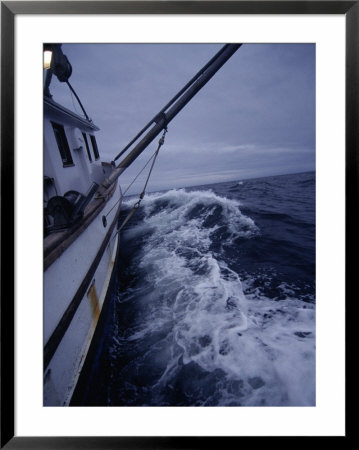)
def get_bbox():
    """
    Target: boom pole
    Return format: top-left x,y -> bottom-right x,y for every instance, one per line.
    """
100,43 -> 242,192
